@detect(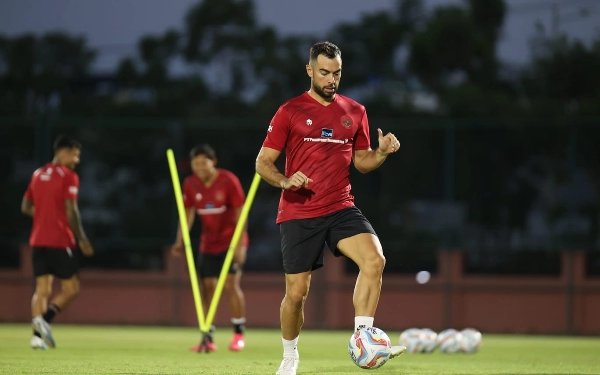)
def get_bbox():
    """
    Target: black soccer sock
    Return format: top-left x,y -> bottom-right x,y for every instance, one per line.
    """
232,317 -> 246,335
43,303 -> 61,323
33,329 -> 41,338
